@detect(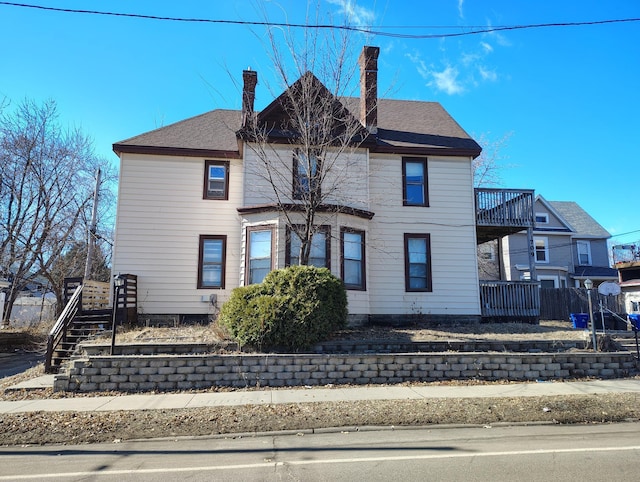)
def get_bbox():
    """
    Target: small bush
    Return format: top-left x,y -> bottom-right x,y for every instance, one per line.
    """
219,265 -> 347,351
